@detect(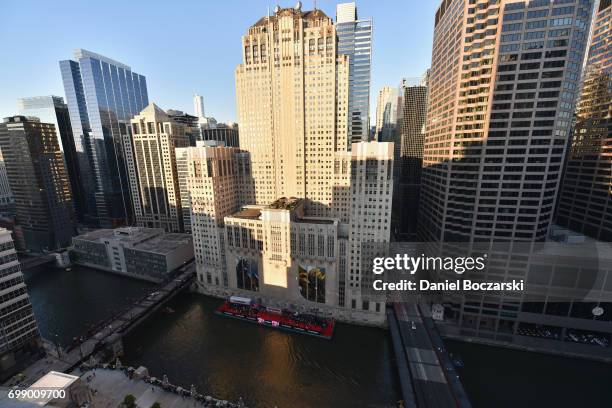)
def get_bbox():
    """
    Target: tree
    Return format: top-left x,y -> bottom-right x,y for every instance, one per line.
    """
150,403 -> 161,408
123,394 -> 136,408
